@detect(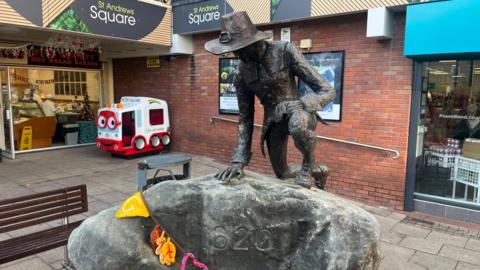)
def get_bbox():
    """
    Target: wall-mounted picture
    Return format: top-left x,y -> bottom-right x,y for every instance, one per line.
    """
271,0 -> 310,22
298,51 -> 345,121
219,58 -> 241,114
